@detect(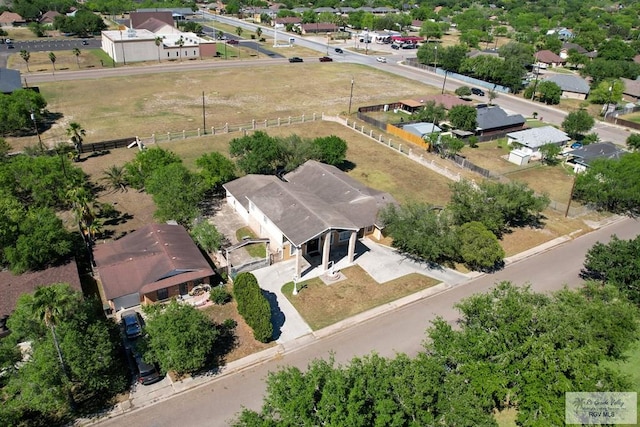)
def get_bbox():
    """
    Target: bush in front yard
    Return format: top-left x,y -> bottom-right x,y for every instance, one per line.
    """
210,286 -> 232,305
233,273 -> 273,343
